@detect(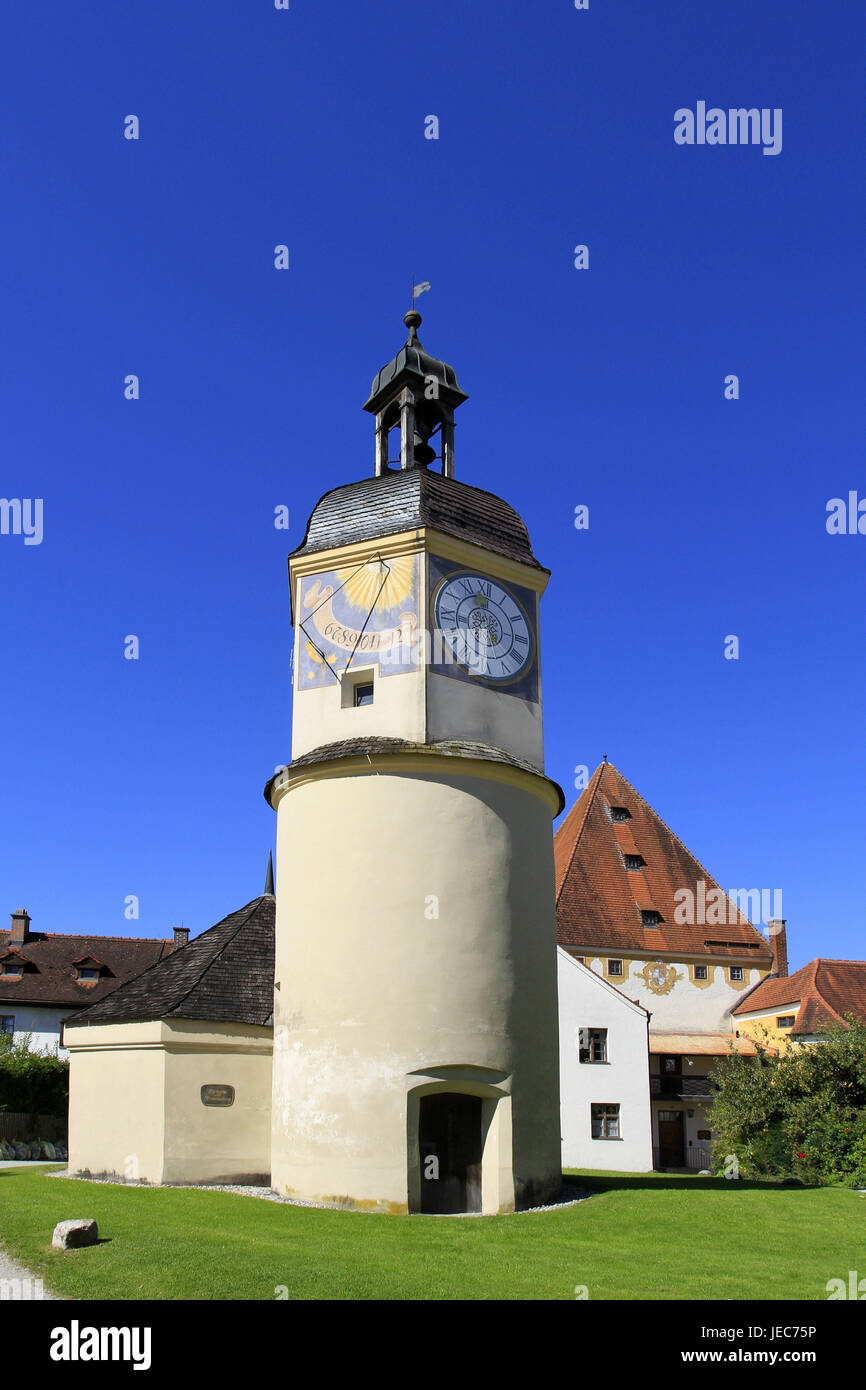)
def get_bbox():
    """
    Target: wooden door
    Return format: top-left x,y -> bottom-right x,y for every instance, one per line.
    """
657,1109 -> 685,1167
419,1093 -> 482,1214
